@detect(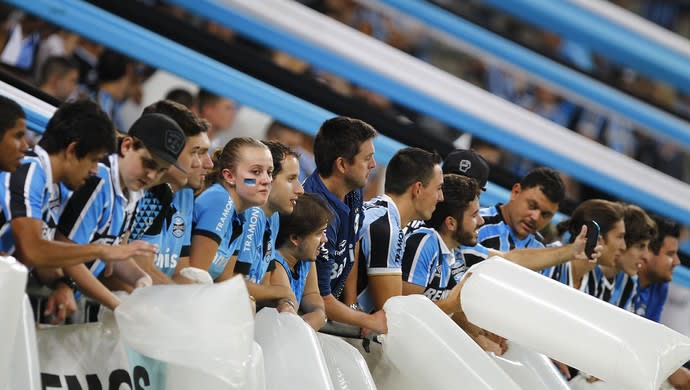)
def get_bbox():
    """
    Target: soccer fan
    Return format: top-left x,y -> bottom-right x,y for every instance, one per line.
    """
0,95 -> 29,173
